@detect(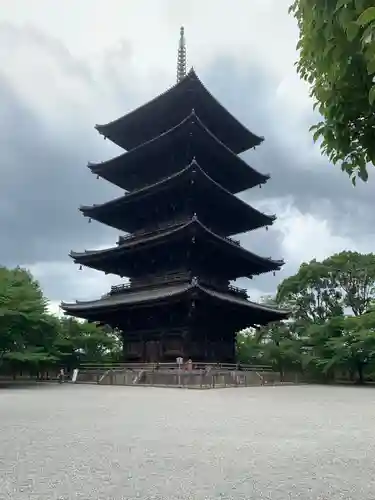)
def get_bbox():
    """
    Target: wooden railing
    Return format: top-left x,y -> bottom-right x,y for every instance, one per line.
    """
108,275 -> 248,298
117,218 -> 189,245
227,285 -> 248,298
110,271 -> 190,295
75,364 -> 285,388
80,362 -> 273,372
199,277 -> 248,298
